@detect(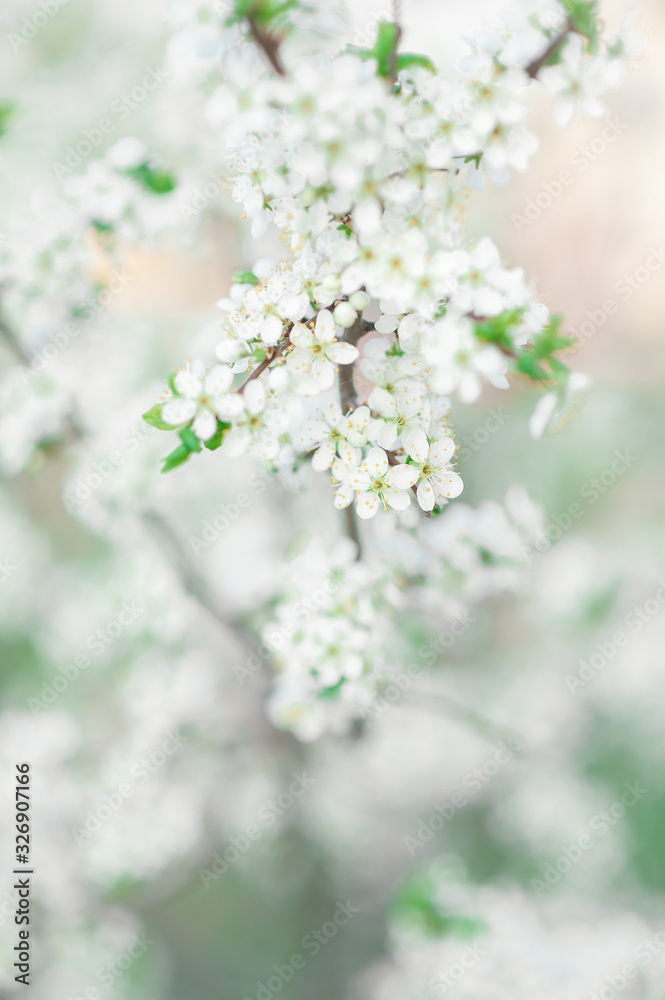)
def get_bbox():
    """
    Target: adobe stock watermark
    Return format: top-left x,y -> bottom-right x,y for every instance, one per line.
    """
522,449 -> 637,563
361,611 -> 477,722
0,558 -> 16,584
428,941 -> 487,996
71,729 -> 188,845
586,931 -> 665,1000
232,578 -> 339,684
241,900 -> 360,1000
51,66 -> 168,181
530,781 -> 648,897
62,420 -> 158,513
512,118 -> 628,233
198,772 -> 315,887
188,467 -> 271,556
456,407 -> 510,461
362,611 -> 477,721
16,270 -> 134,385
28,600 -> 144,714
8,0 -> 71,53
65,932 -> 153,1000
566,579 -> 665,694
404,738 -> 521,856
566,247 -> 665,351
